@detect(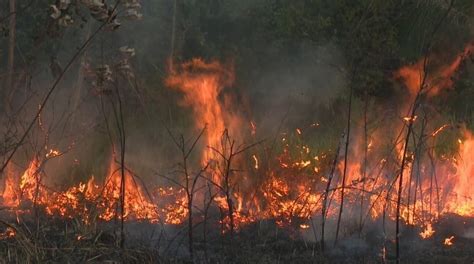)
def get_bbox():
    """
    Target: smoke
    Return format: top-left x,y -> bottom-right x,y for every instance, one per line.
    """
246,43 -> 347,135
462,227 -> 474,240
